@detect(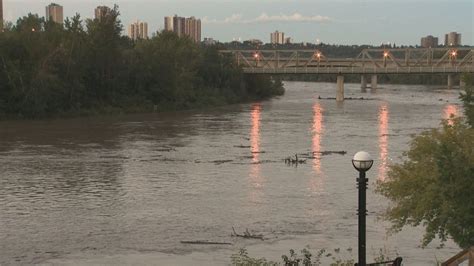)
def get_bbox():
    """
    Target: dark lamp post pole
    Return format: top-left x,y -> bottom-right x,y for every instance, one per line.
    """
352,151 -> 374,266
